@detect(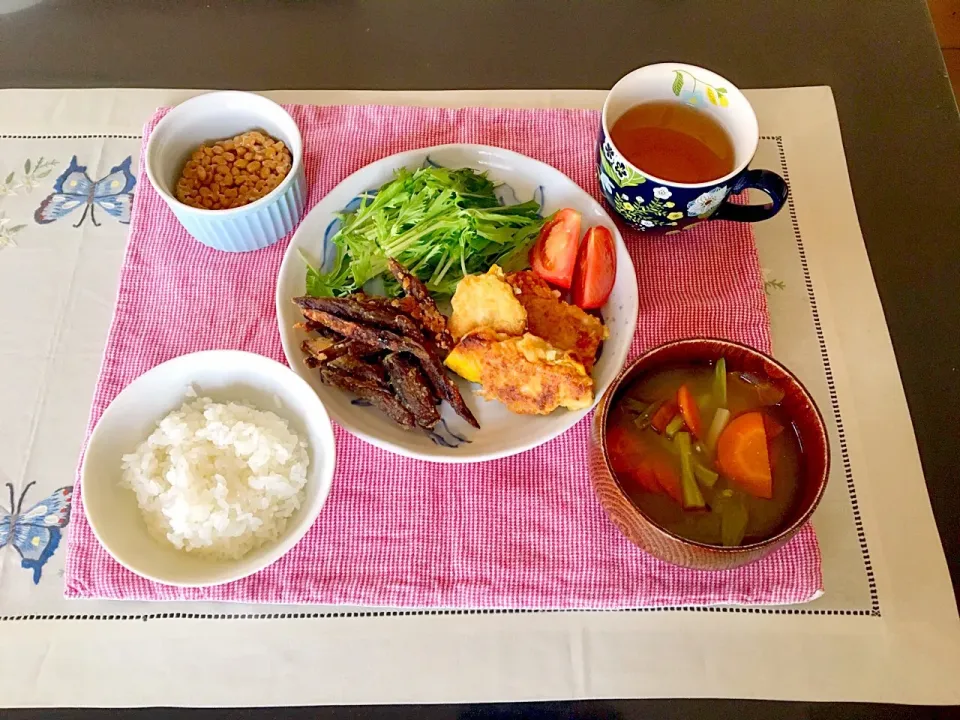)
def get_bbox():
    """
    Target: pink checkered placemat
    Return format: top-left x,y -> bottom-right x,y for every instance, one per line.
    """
65,104 -> 822,606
